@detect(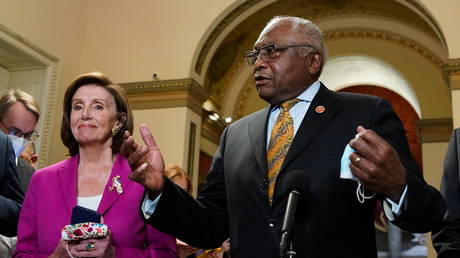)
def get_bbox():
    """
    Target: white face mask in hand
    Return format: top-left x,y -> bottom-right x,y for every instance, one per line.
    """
340,134 -> 376,204
9,134 -> 27,158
